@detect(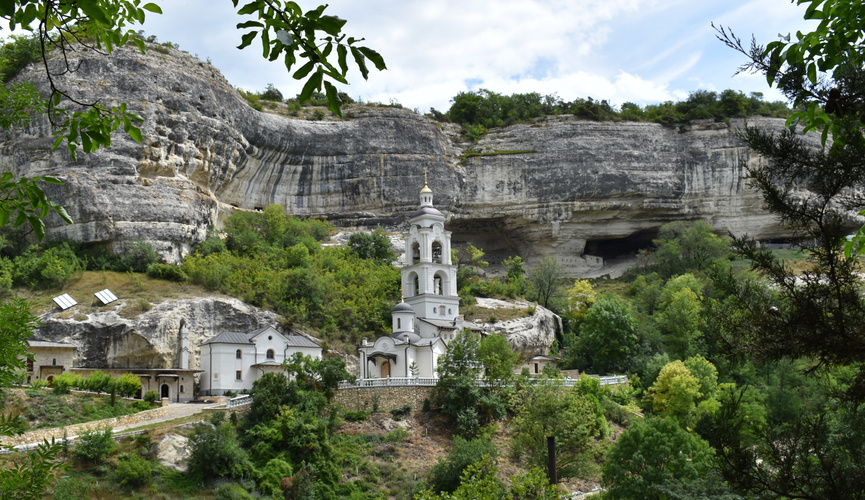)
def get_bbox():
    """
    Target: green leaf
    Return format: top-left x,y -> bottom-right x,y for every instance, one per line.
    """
298,70 -> 323,104
40,176 -> 63,185
293,60 -> 316,80
53,204 -> 72,224
357,47 -> 387,71
128,126 -> 143,143
238,31 -> 258,49
237,1 -> 262,16
350,47 -> 369,80
323,80 -> 342,117
29,216 -> 44,241
337,44 -> 348,75
143,3 -> 163,14
236,20 -> 263,29
0,0 -> 14,17
317,15 -> 346,37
